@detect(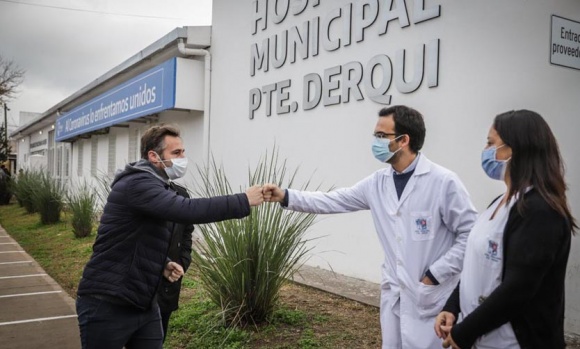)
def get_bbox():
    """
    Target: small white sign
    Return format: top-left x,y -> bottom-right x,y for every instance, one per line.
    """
551,15 -> 580,70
